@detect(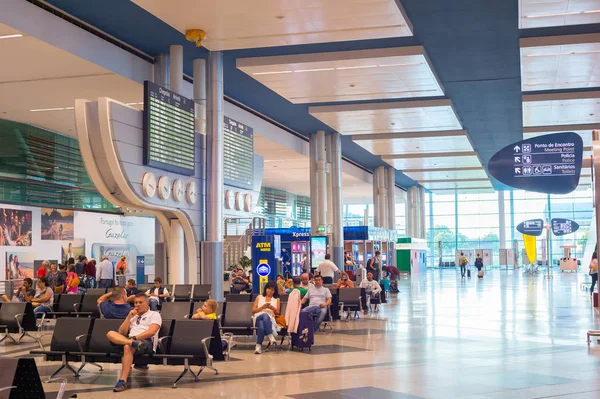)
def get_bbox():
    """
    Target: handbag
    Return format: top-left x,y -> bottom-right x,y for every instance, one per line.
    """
54,285 -> 64,293
275,314 -> 287,328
